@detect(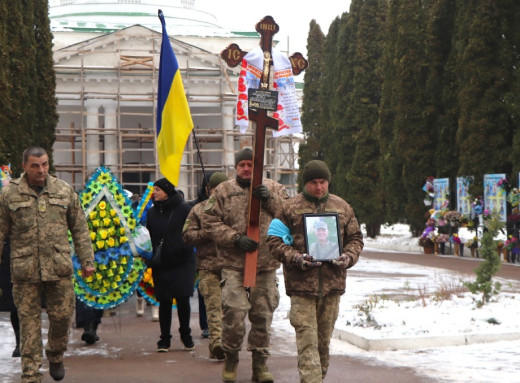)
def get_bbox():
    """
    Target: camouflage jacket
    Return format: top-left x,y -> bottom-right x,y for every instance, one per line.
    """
0,173 -> 94,283
182,200 -> 221,272
203,178 -> 289,272
267,193 -> 364,297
